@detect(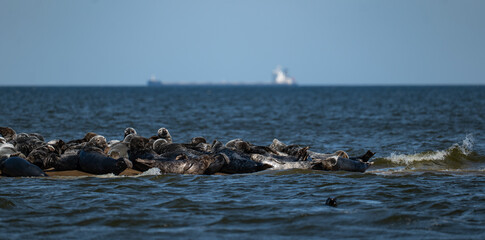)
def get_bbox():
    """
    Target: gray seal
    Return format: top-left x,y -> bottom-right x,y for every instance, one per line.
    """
134,153 -> 228,175
157,128 -> 173,143
0,127 -> 16,142
124,127 -> 137,138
